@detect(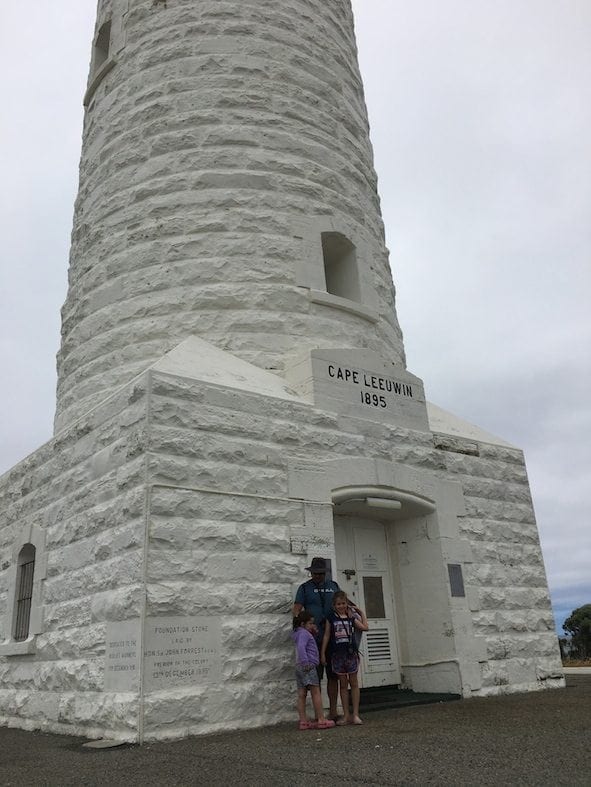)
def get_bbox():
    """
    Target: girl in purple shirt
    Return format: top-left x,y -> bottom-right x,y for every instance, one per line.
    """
291,611 -> 336,730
